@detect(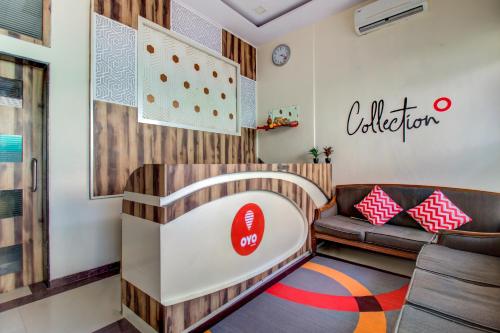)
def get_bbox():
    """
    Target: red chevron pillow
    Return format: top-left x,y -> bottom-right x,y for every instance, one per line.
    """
407,190 -> 472,233
354,186 -> 403,225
